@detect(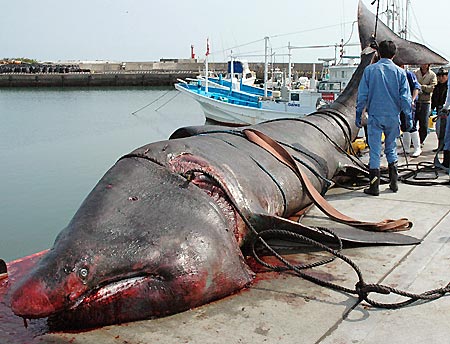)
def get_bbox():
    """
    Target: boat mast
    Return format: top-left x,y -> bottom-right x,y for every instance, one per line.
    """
384,0 -> 408,38
264,36 -> 269,98
288,42 -> 292,87
230,50 -> 234,92
205,54 -> 209,93
403,0 -> 410,39
205,38 -> 210,93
